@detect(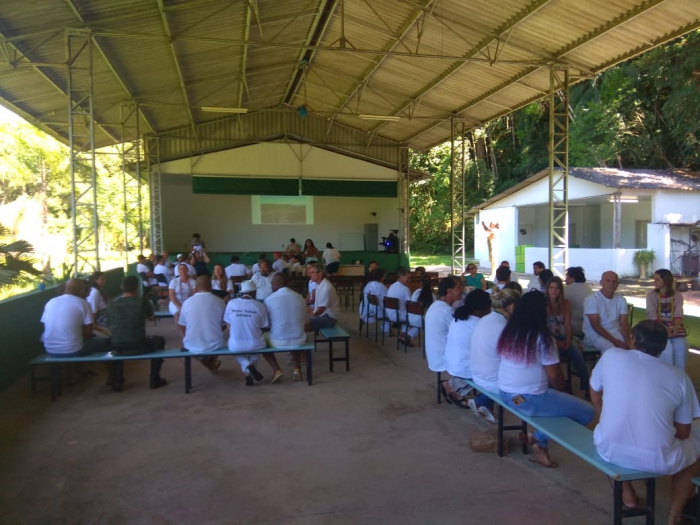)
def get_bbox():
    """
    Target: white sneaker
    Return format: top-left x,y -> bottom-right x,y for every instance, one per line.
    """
467,398 -> 478,415
478,406 -> 498,424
